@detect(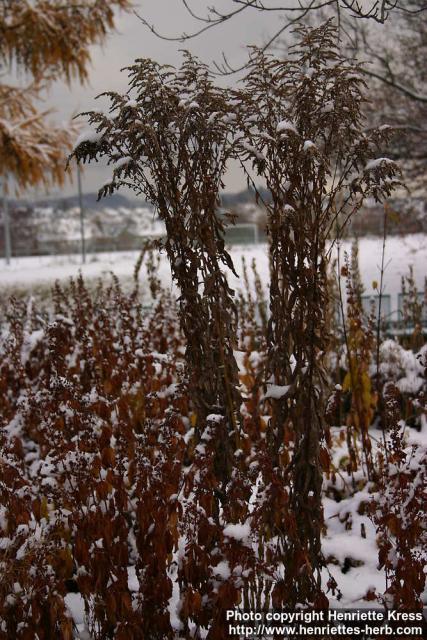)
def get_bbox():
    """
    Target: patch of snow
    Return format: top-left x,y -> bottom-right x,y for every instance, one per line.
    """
303,140 -> 316,151
263,384 -> 291,400
223,521 -> 251,542
64,593 -> 85,625
212,560 -> 231,580
241,142 -> 265,162
113,156 -> 133,170
276,119 -> 298,135
74,130 -> 102,149
365,157 -> 396,171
